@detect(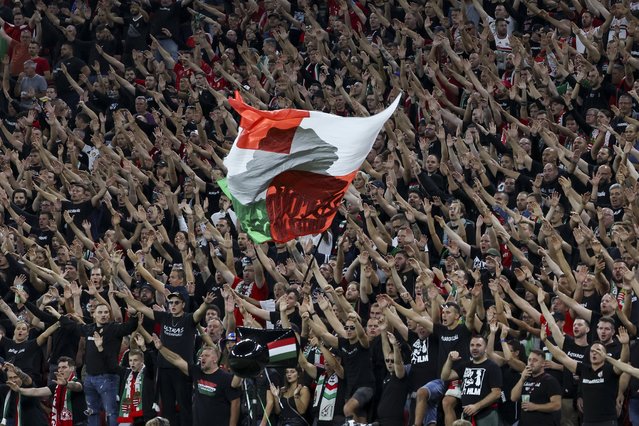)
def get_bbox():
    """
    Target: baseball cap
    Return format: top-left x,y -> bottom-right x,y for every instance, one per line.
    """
486,248 -> 501,258
139,283 -> 153,293
167,292 -> 185,302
